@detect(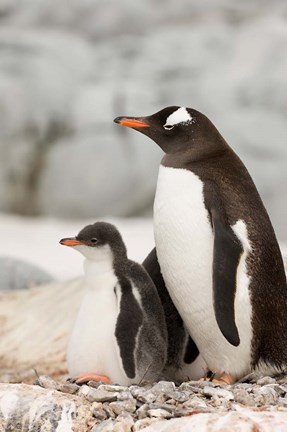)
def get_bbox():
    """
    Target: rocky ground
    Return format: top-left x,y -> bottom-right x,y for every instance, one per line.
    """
1,373 -> 287,431
71,374 -> 287,431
